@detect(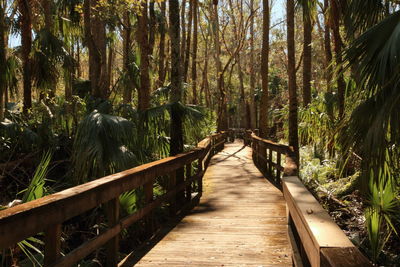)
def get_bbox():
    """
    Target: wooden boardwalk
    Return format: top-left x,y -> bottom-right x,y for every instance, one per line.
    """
126,141 -> 291,266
